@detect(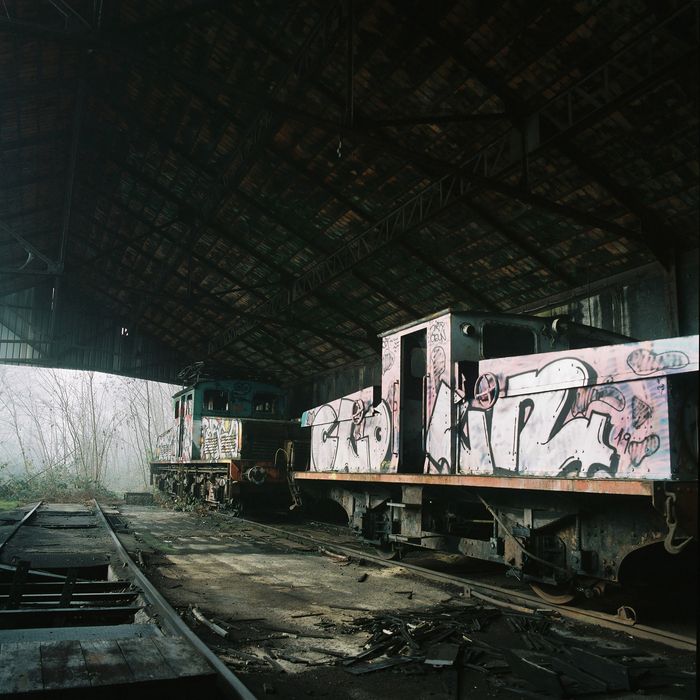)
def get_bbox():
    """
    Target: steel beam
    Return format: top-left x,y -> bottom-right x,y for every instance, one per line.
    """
73,174 -> 368,360
0,222 -> 61,274
50,74 -> 86,353
128,2 -> 347,328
